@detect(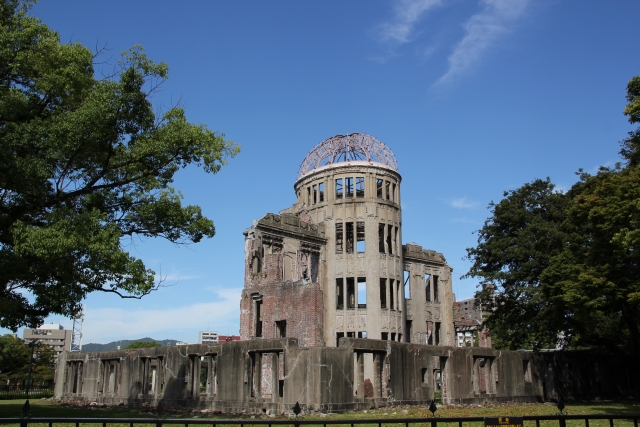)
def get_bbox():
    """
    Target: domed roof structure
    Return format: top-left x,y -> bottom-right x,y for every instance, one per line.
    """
297,133 -> 398,180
